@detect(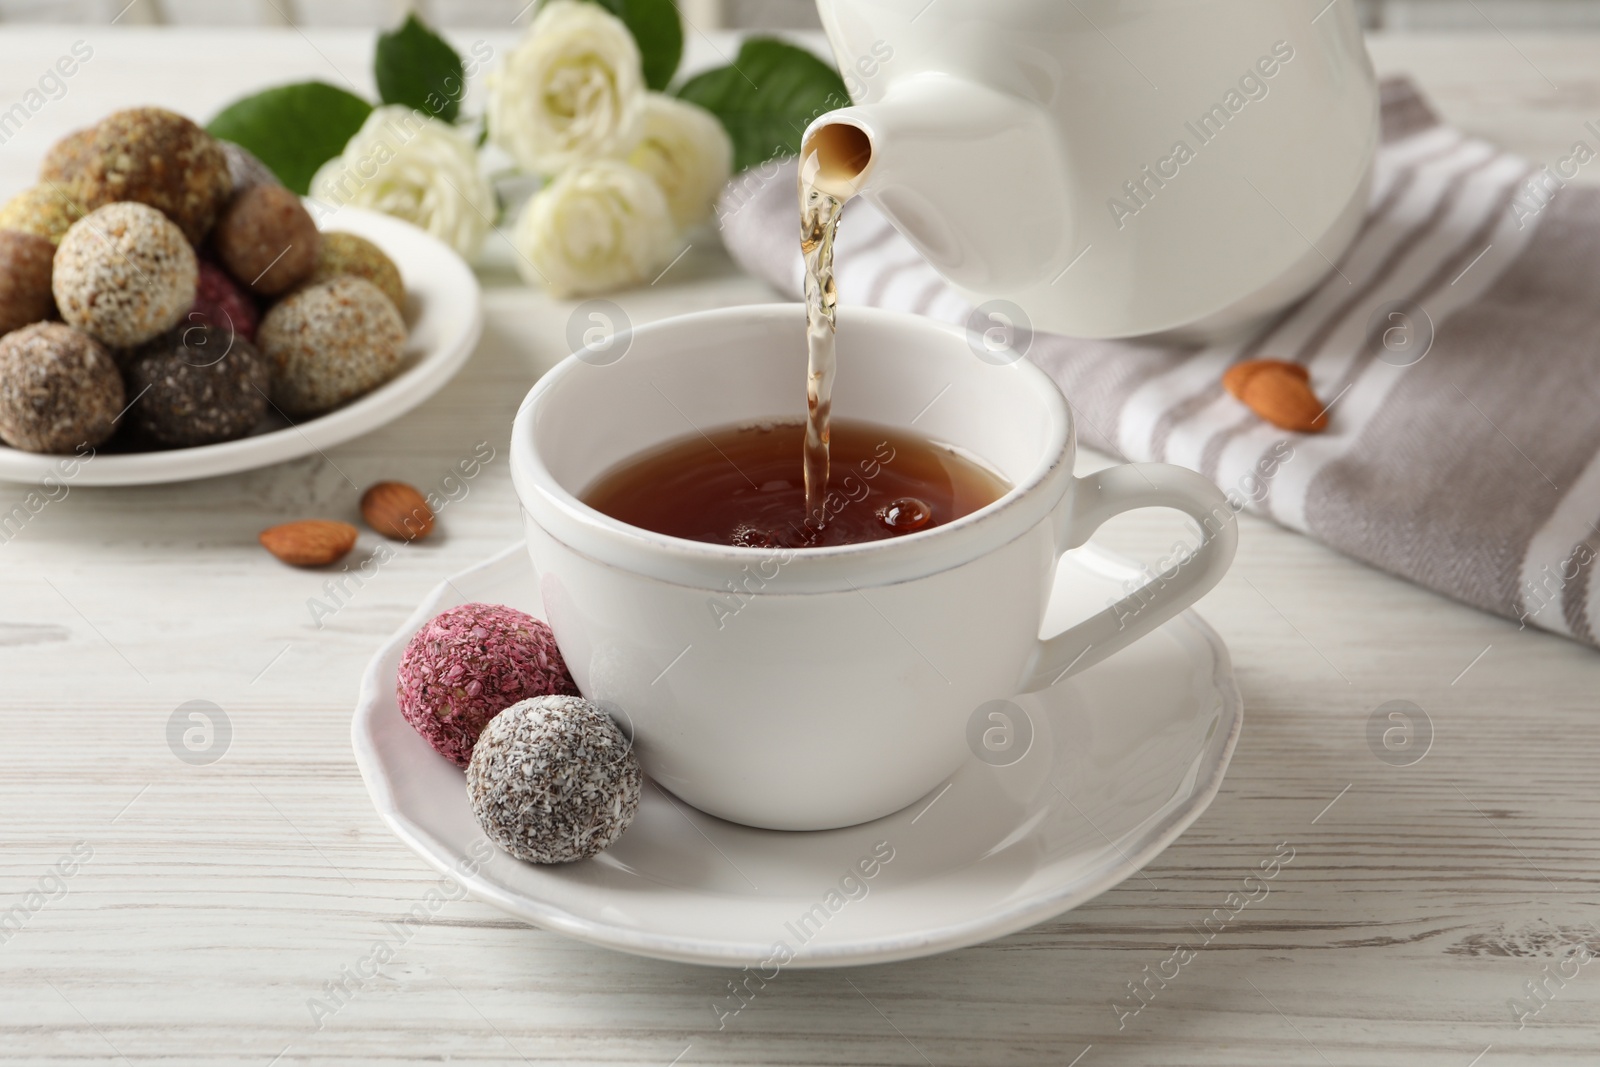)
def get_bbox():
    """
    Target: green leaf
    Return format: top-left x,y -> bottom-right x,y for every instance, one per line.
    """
375,12 -> 466,124
595,0 -> 682,91
676,38 -> 848,172
207,82 -> 373,195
